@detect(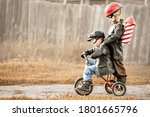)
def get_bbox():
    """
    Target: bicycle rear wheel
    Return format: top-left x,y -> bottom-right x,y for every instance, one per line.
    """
112,82 -> 126,96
